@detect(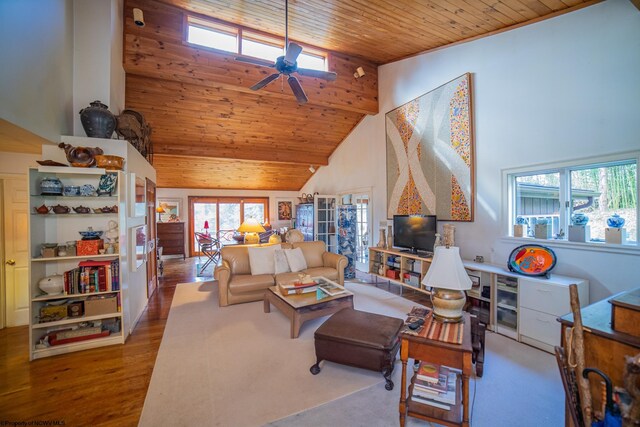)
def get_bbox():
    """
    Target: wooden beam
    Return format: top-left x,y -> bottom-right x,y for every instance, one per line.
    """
629,0 -> 640,12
